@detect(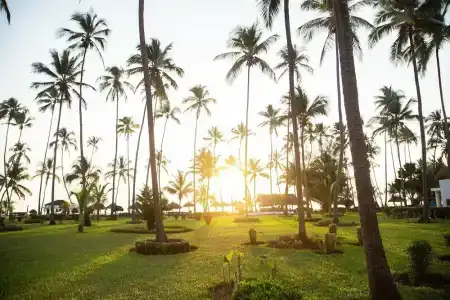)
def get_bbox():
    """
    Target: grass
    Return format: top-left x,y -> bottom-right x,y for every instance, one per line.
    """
0,214 -> 449,300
